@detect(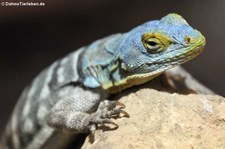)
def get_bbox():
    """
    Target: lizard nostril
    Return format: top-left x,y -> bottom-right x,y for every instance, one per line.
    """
185,36 -> 191,44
